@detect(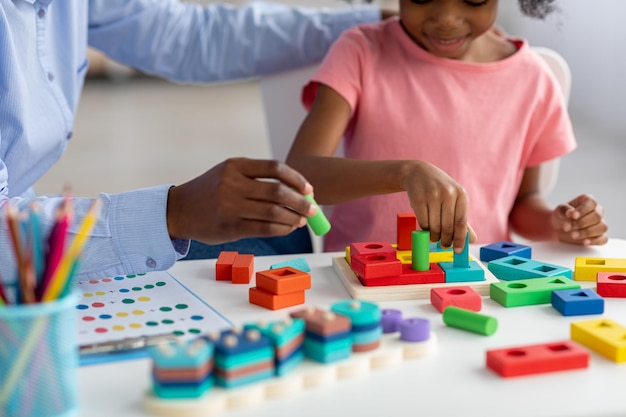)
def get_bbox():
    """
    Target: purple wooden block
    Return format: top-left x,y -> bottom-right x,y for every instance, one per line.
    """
399,318 -> 430,342
381,309 -> 403,333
